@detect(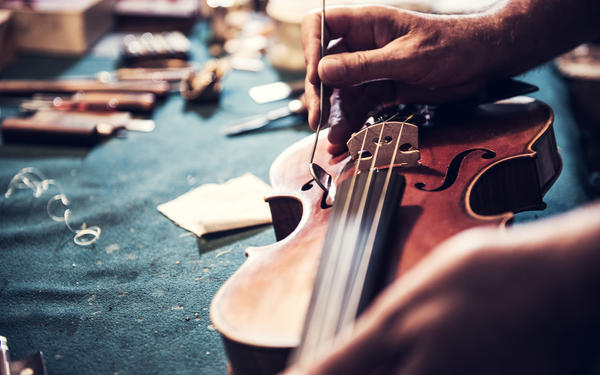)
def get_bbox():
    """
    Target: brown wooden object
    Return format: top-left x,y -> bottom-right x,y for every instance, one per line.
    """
210,97 -> 562,375
1,0 -> 115,55
0,79 -> 170,96
0,10 -> 15,70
